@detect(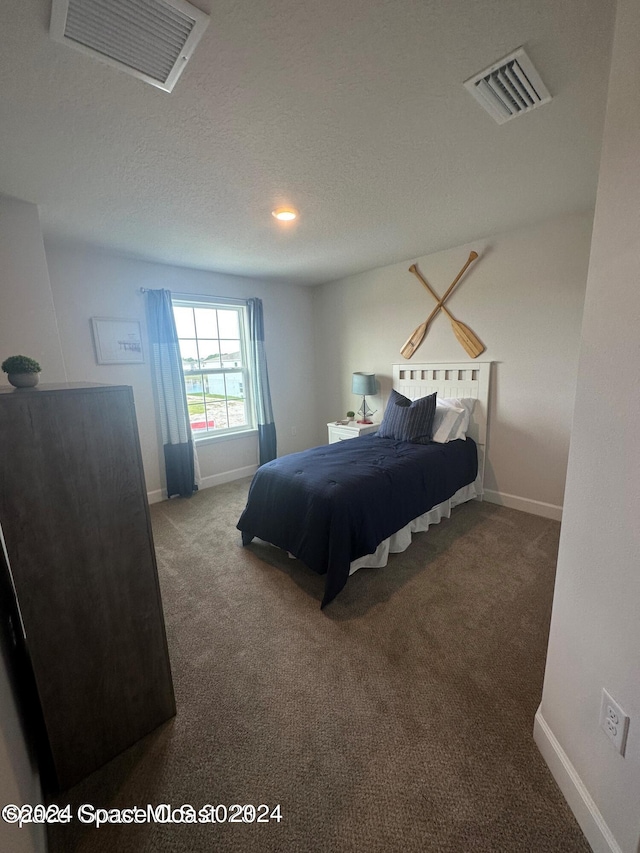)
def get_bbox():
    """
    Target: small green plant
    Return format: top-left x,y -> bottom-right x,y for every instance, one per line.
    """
1,355 -> 41,374
346,411 -> 355,419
